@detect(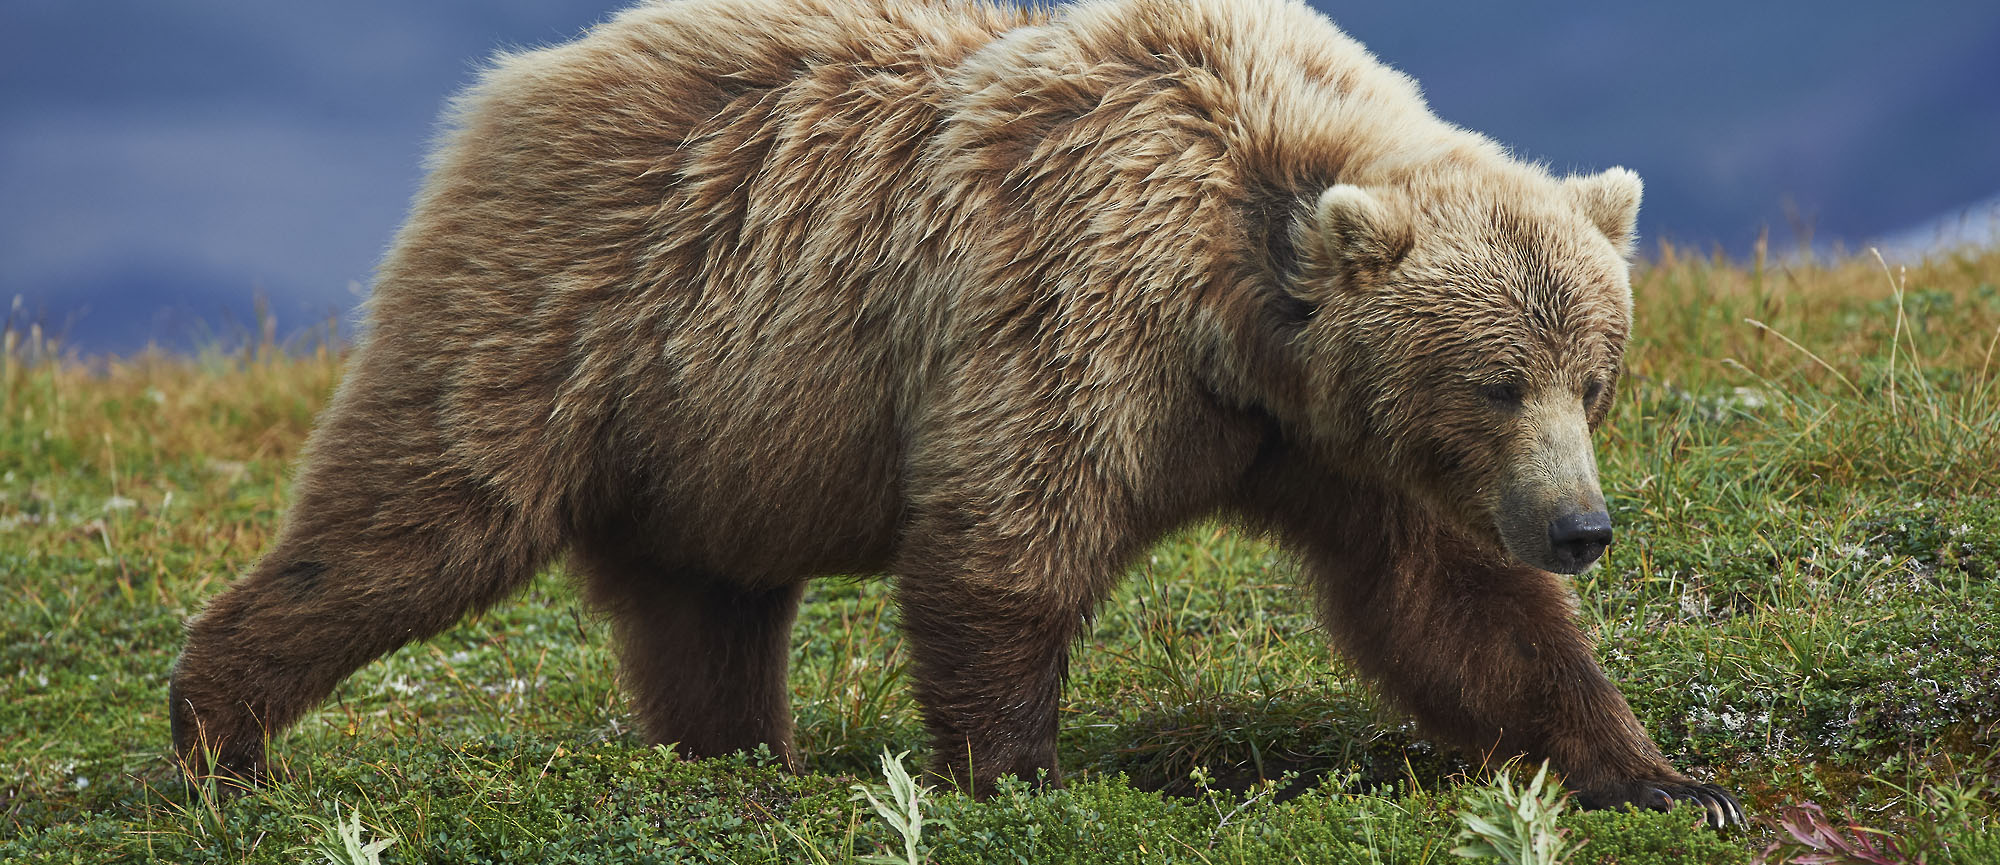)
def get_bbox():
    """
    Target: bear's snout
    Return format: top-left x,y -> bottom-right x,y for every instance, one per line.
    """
1546,510 -> 1613,573
1492,399 -> 1609,574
